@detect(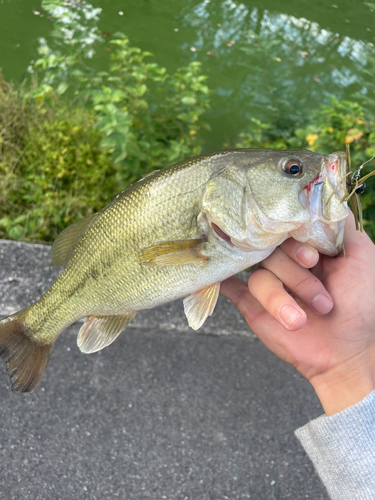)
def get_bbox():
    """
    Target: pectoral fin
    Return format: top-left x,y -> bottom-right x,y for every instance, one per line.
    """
138,239 -> 207,266
183,282 -> 220,330
77,312 -> 136,354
